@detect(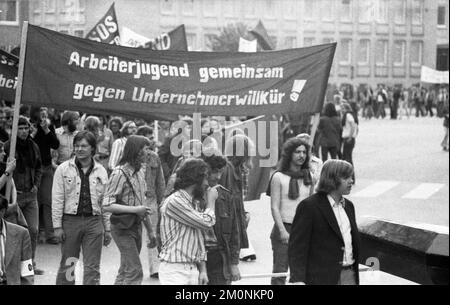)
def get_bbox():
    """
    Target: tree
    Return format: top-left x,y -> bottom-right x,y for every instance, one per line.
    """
208,23 -> 253,52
